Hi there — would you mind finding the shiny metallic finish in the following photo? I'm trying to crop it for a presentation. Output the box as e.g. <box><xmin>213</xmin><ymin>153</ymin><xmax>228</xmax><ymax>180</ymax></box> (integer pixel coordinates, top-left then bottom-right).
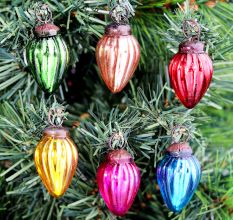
<box><xmin>34</xmin><ymin>127</ymin><xmax>78</xmax><ymax>198</ymax></box>
<box><xmin>26</xmin><ymin>31</ymin><xmax>69</xmax><ymax>93</ymax></box>
<box><xmin>96</xmin><ymin>23</ymin><xmax>140</xmax><ymax>93</ymax></box>
<box><xmin>96</xmin><ymin>149</ymin><xmax>141</xmax><ymax>216</ymax></box>
<box><xmin>169</xmin><ymin>40</ymin><xmax>213</xmax><ymax>109</ymax></box>
<box><xmin>156</xmin><ymin>143</ymin><xmax>201</xmax><ymax>213</ymax></box>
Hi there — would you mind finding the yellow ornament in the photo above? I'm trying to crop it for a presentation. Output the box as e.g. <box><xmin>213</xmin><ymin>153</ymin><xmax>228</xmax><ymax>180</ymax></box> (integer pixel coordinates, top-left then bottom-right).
<box><xmin>34</xmin><ymin>127</ymin><xmax>78</xmax><ymax>198</ymax></box>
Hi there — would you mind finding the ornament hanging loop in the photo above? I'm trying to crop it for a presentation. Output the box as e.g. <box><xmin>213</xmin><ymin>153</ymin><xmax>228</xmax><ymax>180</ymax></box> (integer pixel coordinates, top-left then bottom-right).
<box><xmin>182</xmin><ymin>19</ymin><xmax>201</xmax><ymax>41</ymax></box>
<box><xmin>171</xmin><ymin>125</ymin><xmax>191</xmax><ymax>144</ymax></box>
<box><xmin>109</xmin><ymin>0</ymin><xmax>129</xmax><ymax>24</ymax></box>
<box><xmin>48</xmin><ymin>105</ymin><xmax>67</xmax><ymax>127</ymax></box>
<box><xmin>108</xmin><ymin>132</ymin><xmax>125</xmax><ymax>149</ymax></box>
<box><xmin>35</xmin><ymin>3</ymin><xmax>53</xmax><ymax>24</ymax></box>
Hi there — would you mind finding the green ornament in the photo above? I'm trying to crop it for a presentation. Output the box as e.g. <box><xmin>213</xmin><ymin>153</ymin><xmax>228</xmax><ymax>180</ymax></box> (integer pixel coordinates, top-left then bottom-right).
<box><xmin>26</xmin><ymin>23</ymin><xmax>69</xmax><ymax>93</ymax></box>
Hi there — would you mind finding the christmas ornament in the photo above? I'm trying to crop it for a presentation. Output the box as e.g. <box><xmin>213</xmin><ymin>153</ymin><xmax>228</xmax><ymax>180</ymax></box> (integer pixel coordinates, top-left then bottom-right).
<box><xmin>34</xmin><ymin>106</ymin><xmax>78</xmax><ymax>198</ymax></box>
<box><xmin>97</xmin><ymin>133</ymin><xmax>140</xmax><ymax>216</ymax></box>
<box><xmin>169</xmin><ymin>20</ymin><xmax>213</xmax><ymax>108</ymax></box>
<box><xmin>26</xmin><ymin>4</ymin><xmax>69</xmax><ymax>93</ymax></box>
<box><xmin>95</xmin><ymin>2</ymin><xmax>140</xmax><ymax>93</ymax></box>
<box><xmin>156</xmin><ymin>127</ymin><xmax>201</xmax><ymax>212</ymax></box>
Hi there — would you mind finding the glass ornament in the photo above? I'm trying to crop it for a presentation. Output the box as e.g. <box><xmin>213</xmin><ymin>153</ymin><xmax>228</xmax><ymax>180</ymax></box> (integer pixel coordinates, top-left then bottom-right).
<box><xmin>156</xmin><ymin>142</ymin><xmax>201</xmax><ymax>212</ymax></box>
<box><xmin>96</xmin><ymin>149</ymin><xmax>141</xmax><ymax>216</ymax></box>
<box><xmin>26</xmin><ymin>23</ymin><xmax>69</xmax><ymax>93</ymax></box>
<box><xmin>96</xmin><ymin>23</ymin><xmax>140</xmax><ymax>93</ymax></box>
<box><xmin>34</xmin><ymin>127</ymin><xmax>78</xmax><ymax>198</ymax></box>
<box><xmin>169</xmin><ymin>40</ymin><xmax>213</xmax><ymax>109</ymax></box>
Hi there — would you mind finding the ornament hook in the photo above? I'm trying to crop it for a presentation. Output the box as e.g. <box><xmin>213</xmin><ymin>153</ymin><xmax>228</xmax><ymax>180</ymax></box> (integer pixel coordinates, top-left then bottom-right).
<box><xmin>48</xmin><ymin>105</ymin><xmax>67</xmax><ymax>127</ymax></box>
<box><xmin>171</xmin><ymin>125</ymin><xmax>191</xmax><ymax>144</ymax></box>
<box><xmin>108</xmin><ymin>132</ymin><xmax>125</xmax><ymax>149</ymax></box>
<box><xmin>182</xmin><ymin>19</ymin><xmax>201</xmax><ymax>41</ymax></box>
<box><xmin>35</xmin><ymin>3</ymin><xmax>53</xmax><ymax>24</ymax></box>
<box><xmin>109</xmin><ymin>0</ymin><xmax>129</xmax><ymax>24</ymax></box>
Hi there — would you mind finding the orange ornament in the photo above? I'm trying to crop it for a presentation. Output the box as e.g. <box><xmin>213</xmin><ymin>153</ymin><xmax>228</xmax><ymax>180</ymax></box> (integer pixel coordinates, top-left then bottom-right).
<box><xmin>34</xmin><ymin>127</ymin><xmax>78</xmax><ymax>198</ymax></box>
<box><xmin>96</xmin><ymin>23</ymin><xmax>140</xmax><ymax>93</ymax></box>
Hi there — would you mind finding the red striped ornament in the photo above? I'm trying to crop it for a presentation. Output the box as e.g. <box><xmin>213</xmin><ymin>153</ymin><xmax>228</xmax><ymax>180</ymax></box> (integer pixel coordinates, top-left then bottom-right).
<box><xmin>96</xmin><ymin>149</ymin><xmax>141</xmax><ymax>216</ymax></box>
<box><xmin>96</xmin><ymin>23</ymin><xmax>140</xmax><ymax>93</ymax></box>
<box><xmin>169</xmin><ymin>41</ymin><xmax>213</xmax><ymax>109</ymax></box>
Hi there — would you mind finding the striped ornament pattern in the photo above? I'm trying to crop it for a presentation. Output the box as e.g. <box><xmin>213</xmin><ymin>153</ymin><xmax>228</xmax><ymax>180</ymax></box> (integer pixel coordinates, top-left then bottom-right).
<box><xmin>156</xmin><ymin>153</ymin><xmax>201</xmax><ymax>213</ymax></box>
<box><xmin>26</xmin><ymin>35</ymin><xmax>69</xmax><ymax>93</ymax></box>
<box><xmin>96</xmin><ymin>25</ymin><xmax>140</xmax><ymax>93</ymax></box>
<box><xmin>169</xmin><ymin>46</ymin><xmax>213</xmax><ymax>109</ymax></box>
<box><xmin>97</xmin><ymin>149</ymin><xmax>141</xmax><ymax>216</ymax></box>
<box><xmin>34</xmin><ymin>127</ymin><xmax>78</xmax><ymax>198</ymax></box>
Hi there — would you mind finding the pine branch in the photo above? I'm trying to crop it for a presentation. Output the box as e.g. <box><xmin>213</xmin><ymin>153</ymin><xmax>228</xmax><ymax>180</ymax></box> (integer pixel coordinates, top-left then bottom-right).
<box><xmin>0</xmin><ymin>1</ymin><xmax>233</xmax><ymax>220</ymax></box>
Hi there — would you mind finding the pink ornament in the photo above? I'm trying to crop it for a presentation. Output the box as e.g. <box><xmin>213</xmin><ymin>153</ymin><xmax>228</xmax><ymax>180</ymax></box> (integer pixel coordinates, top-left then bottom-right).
<box><xmin>96</xmin><ymin>149</ymin><xmax>141</xmax><ymax>216</ymax></box>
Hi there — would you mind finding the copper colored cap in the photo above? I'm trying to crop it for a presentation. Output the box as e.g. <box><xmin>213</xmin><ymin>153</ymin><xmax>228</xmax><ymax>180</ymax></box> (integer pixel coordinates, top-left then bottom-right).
<box><xmin>107</xmin><ymin>149</ymin><xmax>133</xmax><ymax>163</ymax></box>
<box><xmin>35</xmin><ymin>23</ymin><xmax>60</xmax><ymax>37</ymax></box>
<box><xmin>166</xmin><ymin>142</ymin><xmax>193</xmax><ymax>155</ymax></box>
<box><xmin>179</xmin><ymin>40</ymin><xmax>205</xmax><ymax>54</ymax></box>
<box><xmin>105</xmin><ymin>23</ymin><xmax>132</xmax><ymax>36</ymax></box>
<box><xmin>44</xmin><ymin>127</ymin><xmax>69</xmax><ymax>138</ymax></box>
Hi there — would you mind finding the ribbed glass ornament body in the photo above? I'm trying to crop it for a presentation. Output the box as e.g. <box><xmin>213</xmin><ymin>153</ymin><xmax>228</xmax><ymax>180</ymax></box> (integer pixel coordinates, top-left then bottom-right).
<box><xmin>26</xmin><ymin>35</ymin><xmax>69</xmax><ymax>93</ymax></box>
<box><xmin>169</xmin><ymin>41</ymin><xmax>213</xmax><ymax>108</ymax></box>
<box><xmin>34</xmin><ymin>127</ymin><xmax>78</xmax><ymax>198</ymax></box>
<box><xmin>156</xmin><ymin>146</ymin><xmax>201</xmax><ymax>213</ymax></box>
<box><xmin>96</xmin><ymin>149</ymin><xmax>141</xmax><ymax>216</ymax></box>
<box><xmin>96</xmin><ymin>24</ymin><xmax>140</xmax><ymax>93</ymax></box>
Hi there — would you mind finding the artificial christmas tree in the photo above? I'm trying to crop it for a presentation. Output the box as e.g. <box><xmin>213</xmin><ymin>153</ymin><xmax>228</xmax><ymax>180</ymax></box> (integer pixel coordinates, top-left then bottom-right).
<box><xmin>0</xmin><ymin>0</ymin><xmax>233</xmax><ymax>220</ymax></box>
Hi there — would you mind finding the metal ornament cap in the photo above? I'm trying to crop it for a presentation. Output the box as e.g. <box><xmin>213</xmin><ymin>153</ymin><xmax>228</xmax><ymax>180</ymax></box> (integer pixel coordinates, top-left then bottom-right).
<box><xmin>179</xmin><ymin>40</ymin><xmax>205</xmax><ymax>54</ymax></box>
<box><xmin>96</xmin><ymin>149</ymin><xmax>141</xmax><ymax>216</ymax></box>
<box><xmin>35</xmin><ymin>23</ymin><xmax>60</xmax><ymax>37</ymax></box>
<box><xmin>166</xmin><ymin>142</ymin><xmax>193</xmax><ymax>157</ymax></box>
<box><xmin>106</xmin><ymin>149</ymin><xmax>133</xmax><ymax>163</ymax></box>
<box><xmin>96</xmin><ymin>23</ymin><xmax>140</xmax><ymax>94</ymax></box>
<box><xmin>105</xmin><ymin>23</ymin><xmax>132</xmax><ymax>36</ymax></box>
<box><xmin>44</xmin><ymin>126</ymin><xmax>69</xmax><ymax>138</ymax></box>
<box><xmin>156</xmin><ymin>143</ymin><xmax>201</xmax><ymax>213</ymax></box>
<box><xmin>34</xmin><ymin>126</ymin><xmax>78</xmax><ymax>198</ymax></box>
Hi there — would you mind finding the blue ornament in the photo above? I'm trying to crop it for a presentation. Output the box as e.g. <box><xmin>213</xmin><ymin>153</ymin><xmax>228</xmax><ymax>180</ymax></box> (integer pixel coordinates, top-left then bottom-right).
<box><xmin>156</xmin><ymin>142</ymin><xmax>201</xmax><ymax>213</ymax></box>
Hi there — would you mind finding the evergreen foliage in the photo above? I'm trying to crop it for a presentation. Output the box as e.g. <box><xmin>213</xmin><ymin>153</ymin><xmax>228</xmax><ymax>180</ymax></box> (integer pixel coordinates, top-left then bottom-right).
<box><xmin>0</xmin><ymin>0</ymin><xmax>233</xmax><ymax>219</ymax></box>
